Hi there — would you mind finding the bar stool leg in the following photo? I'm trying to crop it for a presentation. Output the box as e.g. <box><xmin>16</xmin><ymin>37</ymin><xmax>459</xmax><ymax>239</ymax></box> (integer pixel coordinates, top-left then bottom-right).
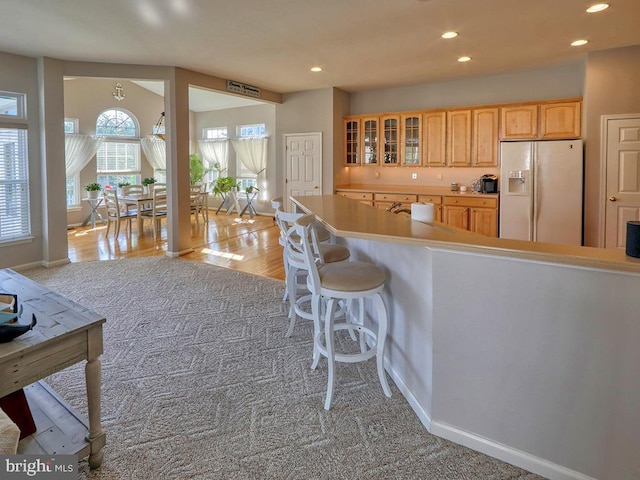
<box><xmin>324</xmin><ymin>297</ymin><xmax>339</xmax><ymax>410</ymax></box>
<box><xmin>311</xmin><ymin>293</ymin><xmax>322</xmax><ymax>370</ymax></box>
<box><xmin>373</xmin><ymin>293</ymin><xmax>392</xmax><ymax>397</ymax></box>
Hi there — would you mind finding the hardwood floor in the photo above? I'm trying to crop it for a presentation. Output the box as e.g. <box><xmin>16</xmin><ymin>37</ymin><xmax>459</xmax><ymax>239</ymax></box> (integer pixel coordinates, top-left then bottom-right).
<box><xmin>67</xmin><ymin>211</ymin><xmax>286</xmax><ymax>281</ymax></box>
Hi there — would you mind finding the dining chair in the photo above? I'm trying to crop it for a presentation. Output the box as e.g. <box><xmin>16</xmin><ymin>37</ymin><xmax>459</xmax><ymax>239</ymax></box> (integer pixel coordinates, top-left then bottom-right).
<box><xmin>190</xmin><ymin>184</ymin><xmax>208</xmax><ymax>226</ymax></box>
<box><xmin>104</xmin><ymin>189</ymin><xmax>137</xmax><ymax>238</ymax></box>
<box><xmin>141</xmin><ymin>187</ymin><xmax>167</xmax><ymax>239</ymax></box>
<box><xmin>121</xmin><ymin>184</ymin><xmax>144</xmax><ymax>195</ymax></box>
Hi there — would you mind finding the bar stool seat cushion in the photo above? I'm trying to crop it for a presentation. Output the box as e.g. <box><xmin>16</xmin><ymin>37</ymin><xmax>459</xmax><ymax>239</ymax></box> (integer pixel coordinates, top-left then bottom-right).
<box><xmin>318</xmin><ymin>262</ymin><xmax>385</xmax><ymax>292</ymax></box>
<box><xmin>318</xmin><ymin>244</ymin><xmax>350</xmax><ymax>264</ymax></box>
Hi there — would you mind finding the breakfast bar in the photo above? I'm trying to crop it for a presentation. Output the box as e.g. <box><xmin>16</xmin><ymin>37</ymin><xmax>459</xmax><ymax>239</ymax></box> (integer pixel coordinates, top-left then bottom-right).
<box><xmin>292</xmin><ymin>194</ymin><xmax>640</xmax><ymax>480</ymax></box>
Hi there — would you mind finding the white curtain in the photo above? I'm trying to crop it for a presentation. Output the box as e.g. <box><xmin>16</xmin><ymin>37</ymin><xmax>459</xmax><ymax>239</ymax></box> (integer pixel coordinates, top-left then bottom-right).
<box><xmin>198</xmin><ymin>139</ymin><xmax>229</xmax><ymax>174</ymax></box>
<box><xmin>231</xmin><ymin>137</ymin><xmax>268</xmax><ymax>198</ymax></box>
<box><xmin>65</xmin><ymin>134</ymin><xmax>103</xmax><ymax>177</ymax></box>
<box><xmin>140</xmin><ymin>136</ymin><xmax>166</xmax><ymax>170</ymax></box>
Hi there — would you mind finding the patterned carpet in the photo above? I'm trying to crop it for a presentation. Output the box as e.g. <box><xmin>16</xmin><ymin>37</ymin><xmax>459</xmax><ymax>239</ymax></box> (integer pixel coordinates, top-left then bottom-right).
<box><xmin>23</xmin><ymin>257</ymin><xmax>543</xmax><ymax>480</ymax></box>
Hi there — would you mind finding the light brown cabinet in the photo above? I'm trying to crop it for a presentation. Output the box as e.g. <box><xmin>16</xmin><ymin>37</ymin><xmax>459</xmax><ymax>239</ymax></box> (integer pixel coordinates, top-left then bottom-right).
<box><xmin>417</xmin><ymin>195</ymin><xmax>443</xmax><ymax>222</ymax></box>
<box><xmin>335</xmin><ymin>190</ymin><xmax>373</xmax><ymax>206</ymax></box>
<box><xmin>443</xmin><ymin>196</ymin><xmax>498</xmax><ymax>237</ymax></box>
<box><xmin>401</xmin><ymin>114</ymin><xmax>421</xmax><ymax>166</ymax></box>
<box><xmin>344</xmin><ymin>118</ymin><xmax>360</xmax><ymax>165</ymax></box>
<box><xmin>423</xmin><ymin>112</ymin><xmax>446</xmax><ymax>166</ymax></box>
<box><xmin>446</xmin><ymin>110</ymin><xmax>472</xmax><ymax>167</ymax></box>
<box><xmin>374</xmin><ymin>192</ymin><xmax>417</xmax><ymax>210</ymax></box>
<box><xmin>381</xmin><ymin>114</ymin><xmax>400</xmax><ymax>165</ymax></box>
<box><xmin>539</xmin><ymin>102</ymin><xmax>581</xmax><ymax>139</ymax></box>
<box><xmin>362</xmin><ymin>116</ymin><xmax>379</xmax><ymax>165</ymax></box>
<box><xmin>472</xmin><ymin>108</ymin><xmax>499</xmax><ymax>167</ymax></box>
<box><xmin>500</xmin><ymin>100</ymin><xmax>581</xmax><ymax>140</ymax></box>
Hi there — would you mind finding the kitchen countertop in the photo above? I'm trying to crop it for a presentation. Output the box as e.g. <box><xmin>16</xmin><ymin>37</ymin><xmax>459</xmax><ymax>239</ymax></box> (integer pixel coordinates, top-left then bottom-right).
<box><xmin>292</xmin><ymin>194</ymin><xmax>640</xmax><ymax>275</ymax></box>
<box><xmin>335</xmin><ymin>184</ymin><xmax>499</xmax><ymax>198</ymax></box>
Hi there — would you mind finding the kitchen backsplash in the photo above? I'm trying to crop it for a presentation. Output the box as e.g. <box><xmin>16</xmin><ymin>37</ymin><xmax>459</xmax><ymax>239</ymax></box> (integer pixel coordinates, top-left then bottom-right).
<box><xmin>344</xmin><ymin>166</ymin><xmax>501</xmax><ymax>190</ymax></box>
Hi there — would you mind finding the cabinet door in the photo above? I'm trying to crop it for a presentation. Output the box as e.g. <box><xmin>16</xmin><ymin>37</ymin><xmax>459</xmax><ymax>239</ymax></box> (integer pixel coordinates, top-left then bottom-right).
<box><xmin>473</xmin><ymin>108</ymin><xmax>499</xmax><ymax>167</ymax></box>
<box><xmin>401</xmin><ymin>115</ymin><xmax>421</xmax><ymax>166</ymax></box>
<box><xmin>539</xmin><ymin>102</ymin><xmax>581</xmax><ymax>139</ymax></box>
<box><xmin>470</xmin><ymin>207</ymin><xmax>498</xmax><ymax>237</ymax></box>
<box><xmin>344</xmin><ymin>118</ymin><xmax>360</xmax><ymax>165</ymax></box>
<box><xmin>501</xmin><ymin>105</ymin><xmax>538</xmax><ymax>139</ymax></box>
<box><xmin>381</xmin><ymin>115</ymin><xmax>400</xmax><ymax>165</ymax></box>
<box><xmin>447</xmin><ymin>110</ymin><xmax>472</xmax><ymax>167</ymax></box>
<box><xmin>443</xmin><ymin>205</ymin><xmax>469</xmax><ymax>230</ymax></box>
<box><xmin>423</xmin><ymin>112</ymin><xmax>446</xmax><ymax>166</ymax></box>
<box><xmin>362</xmin><ymin>117</ymin><xmax>379</xmax><ymax>165</ymax></box>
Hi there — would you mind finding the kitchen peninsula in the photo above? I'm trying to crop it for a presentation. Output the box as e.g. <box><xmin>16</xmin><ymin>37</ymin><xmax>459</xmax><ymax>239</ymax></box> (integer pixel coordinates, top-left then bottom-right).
<box><xmin>292</xmin><ymin>194</ymin><xmax>640</xmax><ymax>480</ymax></box>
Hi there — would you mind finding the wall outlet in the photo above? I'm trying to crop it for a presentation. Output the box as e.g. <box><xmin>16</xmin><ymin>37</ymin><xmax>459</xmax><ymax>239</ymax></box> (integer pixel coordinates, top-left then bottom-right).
<box><xmin>436</xmin><ymin>173</ymin><xmax>443</xmax><ymax>180</ymax></box>
<box><xmin>411</xmin><ymin>173</ymin><xmax>418</xmax><ymax>180</ymax></box>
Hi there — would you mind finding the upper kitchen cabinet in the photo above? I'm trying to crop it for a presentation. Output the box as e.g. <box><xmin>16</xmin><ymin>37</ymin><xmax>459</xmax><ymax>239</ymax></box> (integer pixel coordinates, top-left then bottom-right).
<box><xmin>362</xmin><ymin>116</ymin><xmax>379</xmax><ymax>165</ymax></box>
<box><xmin>344</xmin><ymin>118</ymin><xmax>360</xmax><ymax>165</ymax></box>
<box><xmin>500</xmin><ymin>100</ymin><xmax>581</xmax><ymax>140</ymax></box>
<box><xmin>539</xmin><ymin>101</ymin><xmax>581</xmax><ymax>139</ymax></box>
<box><xmin>381</xmin><ymin>114</ymin><xmax>400</xmax><ymax>165</ymax></box>
<box><xmin>472</xmin><ymin>107</ymin><xmax>499</xmax><ymax>167</ymax></box>
<box><xmin>423</xmin><ymin>112</ymin><xmax>446</xmax><ymax>166</ymax></box>
<box><xmin>500</xmin><ymin>105</ymin><xmax>538</xmax><ymax>140</ymax></box>
<box><xmin>400</xmin><ymin>114</ymin><xmax>421</xmax><ymax>166</ymax></box>
<box><xmin>446</xmin><ymin>110</ymin><xmax>472</xmax><ymax>167</ymax></box>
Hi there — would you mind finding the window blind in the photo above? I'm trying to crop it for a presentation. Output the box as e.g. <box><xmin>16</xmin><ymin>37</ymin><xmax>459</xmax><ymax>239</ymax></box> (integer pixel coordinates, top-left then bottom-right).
<box><xmin>0</xmin><ymin>127</ymin><xmax>31</xmax><ymax>241</ymax></box>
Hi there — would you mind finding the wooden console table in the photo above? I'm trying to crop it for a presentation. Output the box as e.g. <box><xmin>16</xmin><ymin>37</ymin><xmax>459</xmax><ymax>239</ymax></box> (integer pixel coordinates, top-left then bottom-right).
<box><xmin>0</xmin><ymin>269</ymin><xmax>106</xmax><ymax>468</ymax></box>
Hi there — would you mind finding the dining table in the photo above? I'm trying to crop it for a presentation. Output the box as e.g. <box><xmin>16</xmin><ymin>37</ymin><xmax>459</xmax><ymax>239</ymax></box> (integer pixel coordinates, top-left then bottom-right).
<box><xmin>119</xmin><ymin>192</ymin><xmax>153</xmax><ymax>233</ymax></box>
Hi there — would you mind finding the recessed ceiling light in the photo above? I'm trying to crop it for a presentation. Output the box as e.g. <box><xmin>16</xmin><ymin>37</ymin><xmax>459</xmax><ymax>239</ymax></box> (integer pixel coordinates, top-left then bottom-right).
<box><xmin>310</xmin><ymin>66</ymin><xmax>322</xmax><ymax>72</ymax></box>
<box><xmin>571</xmin><ymin>39</ymin><xmax>589</xmax><ymax>46</ymax></box>
<box><xmin>586</xmin><ymin>3</ymin><xmax>609</xmax><ymax>13</ymax></box>
<box><xmin>441</xmin><ymin>31</ymin><xmax>458</xmax><ymax>39</ymax></box>
<box><xmin>457</xmin><ymin>56</ymin><xmax>472</xmax><ymax>62</ymax></box>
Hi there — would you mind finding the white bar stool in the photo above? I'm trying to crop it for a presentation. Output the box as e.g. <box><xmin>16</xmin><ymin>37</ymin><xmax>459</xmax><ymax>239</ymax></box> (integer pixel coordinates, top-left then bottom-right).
<box><xmin>294</xmin><ymin>214</ymin><xmax>392</xmax><ymax>410</ymax></box>
<box><xmin>275</xmin><ymin>206</ymin><xmax>350</xmax><ymax>338</ymax></box>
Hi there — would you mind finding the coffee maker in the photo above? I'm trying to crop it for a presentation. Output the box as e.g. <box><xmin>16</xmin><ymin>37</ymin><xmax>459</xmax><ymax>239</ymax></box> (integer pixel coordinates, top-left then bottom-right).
<box><xmin>480</xmin><ymin>174</ymin><xmax>498</xmax><ymax>193</ymax></box>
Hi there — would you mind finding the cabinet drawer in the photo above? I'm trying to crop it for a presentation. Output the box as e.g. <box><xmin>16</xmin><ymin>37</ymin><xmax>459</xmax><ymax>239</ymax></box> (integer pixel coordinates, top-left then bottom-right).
<box><xmin>417</xmin><ymin>195</ymin><xmax>442</xmax><ymax>205</ymax></box>
<box><xmin>373</xmin><ymin>193</ymin><xmax>417</xmax><ymax>203</ymax></box>
<box><xmin>336</xmin><ymin>191</ymin><xmax>373</xmax><ymax>201</ymax></box>
<box><xmin>443</xmin><ymin>196</ymin><xmax>498</xmax><ymax>208</ymax></box>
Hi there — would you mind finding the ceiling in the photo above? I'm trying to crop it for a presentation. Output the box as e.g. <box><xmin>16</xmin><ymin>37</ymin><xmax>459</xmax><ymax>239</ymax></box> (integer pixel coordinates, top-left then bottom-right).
<box><xmin>2</xmin><ymin>0</ymin><xmax>640</xmax><ymax>110</ymax></box>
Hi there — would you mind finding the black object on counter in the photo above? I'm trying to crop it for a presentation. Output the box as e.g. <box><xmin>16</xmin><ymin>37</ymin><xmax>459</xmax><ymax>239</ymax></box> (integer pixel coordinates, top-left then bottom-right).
<box><xmin>626</xmin><ymin>221</ymin><xmax>640</xmax><ymax>258</ymax></box>
<box><xmin>480</xmin><ymin>174</ymin><xmax>498</xmax><ymax>193</ymax></box>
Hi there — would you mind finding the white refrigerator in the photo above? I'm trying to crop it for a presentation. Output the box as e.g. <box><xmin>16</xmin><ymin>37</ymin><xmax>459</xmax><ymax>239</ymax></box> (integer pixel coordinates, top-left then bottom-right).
<box><xmin>499</xmin><ymin>140</ymin><xmax>583</xmax><ymax>245</ymax></box>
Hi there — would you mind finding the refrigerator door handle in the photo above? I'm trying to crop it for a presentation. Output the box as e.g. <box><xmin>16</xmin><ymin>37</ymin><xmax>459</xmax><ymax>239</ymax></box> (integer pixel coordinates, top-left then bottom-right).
<box><xmin>532</xmin><ymin>155</ymin><xmax>539</xmax><ymax>241</ymax></box>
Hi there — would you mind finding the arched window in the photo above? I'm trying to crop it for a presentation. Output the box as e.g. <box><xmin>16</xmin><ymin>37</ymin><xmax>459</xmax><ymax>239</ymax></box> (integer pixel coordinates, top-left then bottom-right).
<box><xmin>95</xmin><ymin>109</ymin><xmax>141</xmax><ymax>189</ymax></box>
<box><xmin>96</xmin><ymin>109</ymin><xmax>137</xmax><ymax>137</ymax></box>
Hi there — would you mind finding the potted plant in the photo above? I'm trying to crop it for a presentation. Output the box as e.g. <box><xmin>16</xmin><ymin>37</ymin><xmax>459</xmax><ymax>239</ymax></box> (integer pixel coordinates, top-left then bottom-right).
<box><xmin>84</xmin><ymin>182</ymin><xmax>102</xmax><ymax>199</ymax></box>
<box><xmin>189</xmin><ymin>153</ymin><xmax>211</xmax><ymax>186</ymax></box>
<box><xmin>117</xmin><ymin>181</ymin><xmax>130</xmax><ymax>194</ymax></box>
<box><xmin>141</xmin><ymin>177</ymin><xmax>156</xmax><ymax>193</ymax></box>
<box><xmin>213</xmin><ymin>176</ymin><xmax>239</xmax><ymax>196</ymax></box>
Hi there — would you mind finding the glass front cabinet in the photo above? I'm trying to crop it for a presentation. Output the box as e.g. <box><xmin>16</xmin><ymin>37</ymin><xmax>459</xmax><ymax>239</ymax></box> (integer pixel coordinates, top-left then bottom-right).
<box><xmin>344</xmin><ymin>118</ymin><xmax>360</xmax><ymax>165</ymax></box>
<box><xmin>381</xmin><ymin>115</ymin><xmax>399</xmax><ymax>165</ymax></box>
<box><xmin>401</xmin><ymin>114</ymin><xmax>421</xmax><ymax>166</ymax></box>
<box><xmin>362</xmin><ymin>116</ymin><xmax>379</xmax><ymax>165</ymax></box>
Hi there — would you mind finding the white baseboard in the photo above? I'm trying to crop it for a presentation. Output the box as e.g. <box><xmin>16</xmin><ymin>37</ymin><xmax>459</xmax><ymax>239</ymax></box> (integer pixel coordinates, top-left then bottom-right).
<box><xmin>384</xmin><ymin>358</ymin><xmax>597</xmax><ymax>480</ymax></box>
<box><xmin>41</xmin><ymin>258</ymin><xmax>71</xmax><ymax>268</ymax></box>
<box><xmin>383</xmin><ymin>358</ymin><xmax>432</xmax><ymax>432</ymax></box>
<box><xmin>167</xmin><ymin>249</ymin><xmax>194</xmax><ymax>258</ymax></box>
<box><xmin>430</xmin><ymin>421</ymin><xmax>598</xmax><ymax>480</ymax></box>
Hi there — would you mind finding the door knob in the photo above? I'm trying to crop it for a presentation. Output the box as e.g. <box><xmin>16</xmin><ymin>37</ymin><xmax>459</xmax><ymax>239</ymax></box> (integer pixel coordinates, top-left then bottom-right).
<box><xmin>609</xmin><ymin>196</ymin><xmax>617</xmax><ymax>202</ymax></box>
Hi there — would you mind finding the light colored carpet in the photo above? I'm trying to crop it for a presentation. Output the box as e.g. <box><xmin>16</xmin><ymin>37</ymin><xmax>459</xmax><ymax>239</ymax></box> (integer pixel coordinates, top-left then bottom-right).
<box><xmin>23</xmin><ymin>257</ymin><xmax>544</xmax><ymax>480</ymax></box>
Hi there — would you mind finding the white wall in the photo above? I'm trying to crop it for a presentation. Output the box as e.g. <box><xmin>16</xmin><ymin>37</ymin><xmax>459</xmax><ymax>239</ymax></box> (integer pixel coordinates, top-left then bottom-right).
<box><xmin>0</xmin><ymin>51</ymin><xmax>44</xmax><ymax>269</ymax></box>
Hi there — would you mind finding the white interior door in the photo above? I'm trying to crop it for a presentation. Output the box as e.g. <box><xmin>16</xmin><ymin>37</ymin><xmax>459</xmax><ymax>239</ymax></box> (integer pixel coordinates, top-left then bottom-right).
<box><xmin>285</xmin><ymin>133</ymin><xmax>322</xmax><ymax>212</ymax></box>
<box><xmin>604</xmin><ymin>115</ymin><xmax>640</xmax><ymax>249</ymax></box>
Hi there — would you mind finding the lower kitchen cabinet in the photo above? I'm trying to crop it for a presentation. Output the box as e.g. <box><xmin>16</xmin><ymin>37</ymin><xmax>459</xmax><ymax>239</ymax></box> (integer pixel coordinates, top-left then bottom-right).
<box><xmin>443</xmin><ymin>196</ymin><xmax>498</xmax><ymax>237</ymax></box>
<box><xmin>335</xmin><ymin>190</ymin><xmax>373</xmax><ymax>206</ymax></box>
